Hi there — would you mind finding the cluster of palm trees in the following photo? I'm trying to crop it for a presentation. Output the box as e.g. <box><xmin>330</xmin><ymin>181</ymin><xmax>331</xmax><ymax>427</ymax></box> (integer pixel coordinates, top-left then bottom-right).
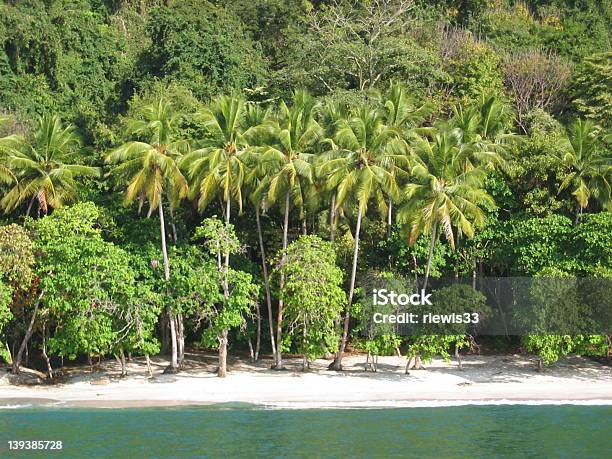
<box><xmin>1</xmin><ymin>86</ymin><xmax>609</xmax><ymax>375</ymax></box>
<box><xmin>101</xmin><ymin>86</ymin><xmax>513</xmax><ymax>372</ymax></box>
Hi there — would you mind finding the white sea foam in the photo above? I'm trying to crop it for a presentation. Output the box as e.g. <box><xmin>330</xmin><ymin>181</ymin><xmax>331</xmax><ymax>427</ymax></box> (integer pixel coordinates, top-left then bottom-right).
<box><xmin>0</xmin><ymin>403</ymin><xmax>33</xmax><ymax>409</ymax></box>
<box><xmin>258</xmin><ymin>399</ymin><xmax>612</xmax><ymax>410</ymax></box>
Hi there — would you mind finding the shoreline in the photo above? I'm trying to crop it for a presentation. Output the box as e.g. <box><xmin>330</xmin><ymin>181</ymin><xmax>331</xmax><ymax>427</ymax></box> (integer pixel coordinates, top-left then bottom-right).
<box><xmin>3</xmin><ymin>398</ymin><xmax>612</xmax><ymax>410</ymax></box>
<box><xmin>2</xmin><ymin>353</ymin><xmax>611</xmax><ymax>409</ymax></box>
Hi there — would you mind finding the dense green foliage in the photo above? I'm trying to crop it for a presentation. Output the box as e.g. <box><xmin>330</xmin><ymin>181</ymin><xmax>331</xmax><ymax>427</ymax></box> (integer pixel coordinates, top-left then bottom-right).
<box><xmin>275</xmin><ymin>235</ymin><xmax>346</xmax><ymax>366</ymax></box>
<box><xmin>0</xmin><ymin>0</ymin><xmax>610</xmax><ymax>374</ymax></box>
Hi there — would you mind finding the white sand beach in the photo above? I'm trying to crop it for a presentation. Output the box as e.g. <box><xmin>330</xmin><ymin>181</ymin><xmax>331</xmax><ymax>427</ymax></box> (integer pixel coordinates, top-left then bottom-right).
<box><xmin>1</xmin><ymin>352</ymin><xmax>611</xmax><ymax>408</ymax></box>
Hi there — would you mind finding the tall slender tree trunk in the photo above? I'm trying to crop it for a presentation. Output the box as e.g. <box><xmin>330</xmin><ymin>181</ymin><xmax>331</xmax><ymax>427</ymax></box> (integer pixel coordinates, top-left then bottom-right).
<box><xmin>387</xmin><ymin>199</ymin><xmax>394</xmax><ymax>268</ymax></box>
<box><xmin>330</xmin><ymin>194</ymin><xmax>336</xmax><ymax>242</ymax></box>
<box><xmin>574</xmin><ymin>203</ymin><xmax>583</xmax><ymax>225</ymax></box>
<box><xmin>254</xmin><ymin>300</ymin><xmax>261</xmax><ymax>361</ymax></box>
<box><xmin>160</xmin><ymin>313</ymin><xmax>170</xmax><ymax>353</ymax></box>
<box><xmin>41</xmin><ymin>320</ymin><xmax>53</xmax><ymax>379</ymax></box>
<box><xmin>275</xmin><ymin>193</ymin><xmax>290</xmax><ymax>369</ymax></box>
<box><xmin>169</xmin><ymin>205</ymin><xmax>178</xmax><ymax>243</ymax></box>
<box><xmin>217</xmin><ymin>197</ymin><xmax>231</xmax><ymax>377</ymax></box>
<box><xmin>167</xmin><ymin>312</ymin><xmax>178</xmax><ymax>372</ymax></box>
<box><xmin>302</xmin><ymin>319</ymin><xmax>308</xmax><ymax>371</ymax></box>
<box><xmin>145</xmin><ymin>354</ymin><xmax>153</xmax><ymax>378</ymax></box>
<box><xmin>224</xmin><ymin>197</ymin><xmax>231</xmax><ymax>268</ymax></box>
<box><xmin>423</xmin><ymin>222</ymin><xmax>438</xmax><ymax>292</ymax></box>
<box><xmin>218</xmin><ymin>329</ymin><xmax>228</xmax><ymax>377</ymax></box>
<box><xmin>387</xmin><ymin>199</ymin><xmax>393</xmax><ymax>237</ymax></box>
<box><xmin>255</xmin><ymin>207</ymin><xmax>276</xmax><ymax>362</ymax></box>
<box><xmin>177</xmin><ymin>312</ymin><xmax>185</xmax><ymax>367</ymax></box>
<box><xmin>26</xmin><ymin>198</ymin><xmax>35</xmax><ymax>217</ymax></box>
<box><xmin>13</xmin><ymin>291</ymin><xmax>43</xmax><ymax>374</ymax></box>
<box><xmin>158</xmin><ymin>198</ymin><xmax>170</xmax><ymax>282</ymax></box>
<box><xmin>331</xmin><ymin>203</ymin><xmax>363</xmax><ymax>370</ymax></box>
<box><xmin>159</xmin><ymin>195</ymin><xmax>179</xmax><ymax>372</ymax></box>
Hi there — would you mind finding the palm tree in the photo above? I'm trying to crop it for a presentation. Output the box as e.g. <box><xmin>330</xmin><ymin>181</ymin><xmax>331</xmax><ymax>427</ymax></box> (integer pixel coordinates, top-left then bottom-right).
<box><xmin>447</xmin><ymin>95</ymin><xmax>516</xmax><ymax>171</ymax></box>
<box><xmin>106</xmin><ymin>97</ymin><xmax>188</xmax><ymax>372</ymax></box>
<box><xmin>242</xmin><ymin>104</ymin><xmax>279</xmax><ymax>364</ymax></box>
<box><xmin>319</xmin><ymin>105</ymin><xmax>405</xmax><ymax>370</ymax></box>
<box><xmin>376</xmin><ymin>83</ymin><xmax>428</xmax><ymax>234</ymax></box>
<box><xmin>180</xmin><ymin>95</ymin><xmax>259</xmax><ymax>377</ymax></box>
<box><xmin>397</xmin><ymin>127</ymin><xmax>495</xmax><ymax>291</ymax></box>
<box><xmin>0</xmin><ymin>159</ymin><xmax>13</xmax><ymax>186</ymax></box>
<box><xmin>557</xmin><ymin>119</ymin><xmax>611</xmax><ymax>223</ymax></box>
<box><xmin>1</xmin><ymin>115</ymin><xmax>100</xmax><ymax>216</ymax></box>
<box><xmin>377</xmin><ymin>82</ymin><xmax>431</xmax><ymax>132</ymax></box>
<box><xmin>181</xmin><ymin>96</ymin><xmax>255</xmax><ymax>227</ymax></box>
<box><xmin>256</xmin><ymin>90</ymin><xmax>321</xmax><ymax>368</ymax></box>
<box><xmin>317</xmin><ymin>100</ymin><xmax>349</xmax><ymax>242</ymax></box>
<box><xmin>0</xmin><ymin>116</ymin><xmax>19</xmax><ymax>186</ymax></box>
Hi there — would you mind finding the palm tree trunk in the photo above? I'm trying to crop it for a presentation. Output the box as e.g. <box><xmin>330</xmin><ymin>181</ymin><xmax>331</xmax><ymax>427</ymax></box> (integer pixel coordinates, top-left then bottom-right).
<box><xmin>224</xmin><ymin>197</ymin><xmax>231</xmax><ymax>267</ymax></box>
<box><xmin>218</xmin><ymin>197</ymin><xmax>231</xmax><ymax>377</ymax></box>
<box><xmin>255</xmin><ymin>206</ymin><xmax>276</xmax><ymax>362</ymax></box>
<box><xmin>167</xmin><ymin>312</ymin><xmax>178</xmax><ymax>371</ymax></box>
<box><xmin>387</xmin><ymin>199</ymin><xmax>393</xmax><ymax>237</ymax></box>
<box><xmin>331</xmin><ymin>202</ymin><xmax>363</xmax><ymax>370</ymax></box>
<box><xmin>158</xmin><ymin>198</ymin><xmax>170</xmax><ymax>282</ymax></box>
<box><xmin>26</xmin><ymin>198</ymin><xmax>35</xmax><ymax>217</ymax></box>
<box><xmin>275</xmin><ymin>193</ymin><xmax>290</xmax><ymax>369</ymax></box>
<box><xmin>387</xmin><ymin>199</ymin><xmax>393</xmax><ymax>268</ymax></box>
<box><xmin>159</xmin><ymin>195</ymin><xmax>180</xmax><ymax>372</ymax></box>
<box><xmin>423</xmin><ymin>222</ymin><xmax>438</xmax><ymax>292</ymax></box>
<box><xmin>177</xmin><ymin>312</ymin><xmax>184</xmax><ymax>367</ymax></box>
<box><xmin>330</xmin><ymin>194</ymin><xmax>336</xmax><ymax>242</ymax></box>
<box><xmin>169</xmin><ymin>205</ymin><xmax>178</xmax><ymax>243</ymax></box>
<box><xmin>255</xmin><ymin>300</ymin><xmax>261</xmax><ymax>361</ymax></box>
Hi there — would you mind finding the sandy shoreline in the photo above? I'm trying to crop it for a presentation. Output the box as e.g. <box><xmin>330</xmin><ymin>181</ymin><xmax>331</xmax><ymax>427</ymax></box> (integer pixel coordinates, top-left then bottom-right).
<box><xmin>2</xmin><ymin>353</ymin><xmax>611</xmax><ymax>409</ymax></box>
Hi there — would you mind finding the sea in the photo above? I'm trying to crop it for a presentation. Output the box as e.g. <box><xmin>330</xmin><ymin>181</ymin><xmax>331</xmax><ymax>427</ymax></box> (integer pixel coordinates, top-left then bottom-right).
<box><xmin>1</xmin><ymin>403</ymin><xmax>611</xmax><ymax>458</ymax></box>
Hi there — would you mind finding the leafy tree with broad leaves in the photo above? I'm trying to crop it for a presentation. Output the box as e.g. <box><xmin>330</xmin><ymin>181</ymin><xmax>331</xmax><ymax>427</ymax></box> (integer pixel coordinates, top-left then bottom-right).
<box><xmin>282</xmin><ymin>0</ymin><xmax>443</xmax><ymax>96</ymax></box>
<box><xmin>194</xmin><ymin>217</ymin><xmax>258</xmax><ymax>377</ymax></box>
<box><xmin>352</xmin><ymin>271</ymin><xmax>410</xmax><ymax>372</ymax></box>
<box><xmin>0</xmin><ymin>223</ymin><xmax>35</xmax><ymax>371</ymax></box>
<box><xmin>0</xmin><ymin>280</ymin><xmax>11</xmax><ymax>340</ymax></box>
<box><xmin>521</xmin><ymin>268</ymin><xmax>609</xmax><ymax>369</ymax></box>
<box><xmin>571</xmin><ymin>52</ymin><xmax>612</xmax><ymax>128</ymax></box>
<box><xmin>164</xmin><ymin>245</ymin><xmax>220</xmax><ymax>370</ymax></box>
<box><xmin>27</xmin><ymin>203</ymin><xmax>160</xmax><ymax>378</ymax></box>
<box><xmin>405</xmin><ymin>284</ymin><xmax>489</xmax><ymax>371</ymax></box>
<box><xmin>274</xmin><ymin>235</ymin><xmax>346</xmax><ymax>370</ymax></box>
<box><xmin>145</xmin><ymin>0</ymin><xmax>267</xmax><ymax>100</ymax></box>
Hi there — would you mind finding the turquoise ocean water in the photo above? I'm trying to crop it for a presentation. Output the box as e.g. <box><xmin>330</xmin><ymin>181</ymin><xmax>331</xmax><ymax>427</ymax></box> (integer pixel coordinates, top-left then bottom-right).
<box><xmin>1</xmin><ymin>404</ymin><xmax>611</xmax><ymax>458</ymax></box>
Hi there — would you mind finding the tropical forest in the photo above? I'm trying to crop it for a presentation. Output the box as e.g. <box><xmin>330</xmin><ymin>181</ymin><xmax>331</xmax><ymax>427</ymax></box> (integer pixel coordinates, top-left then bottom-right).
<box><xmin>0</xmin><ymin>0</ymin><xmax>610</xmax><ymax>380</ymax></box>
